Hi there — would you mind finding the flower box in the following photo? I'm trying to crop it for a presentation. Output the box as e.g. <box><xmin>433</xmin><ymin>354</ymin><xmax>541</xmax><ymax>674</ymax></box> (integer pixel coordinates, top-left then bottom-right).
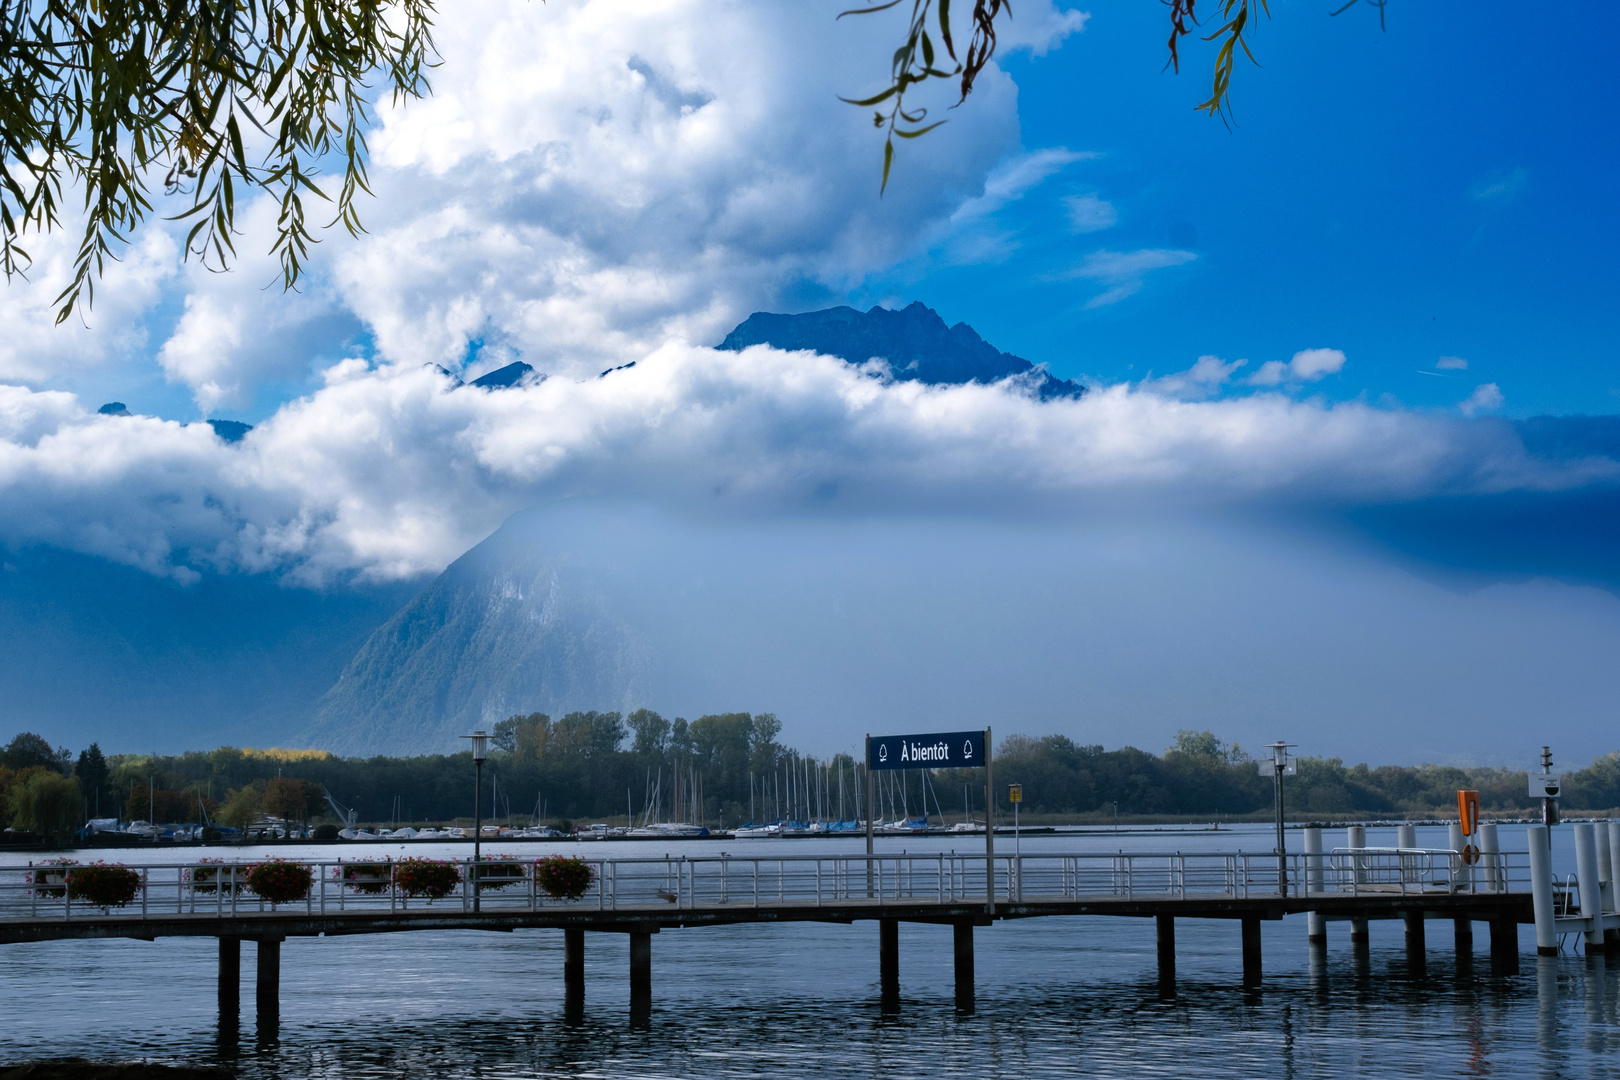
<box><xmin>246</xmin><ymin>859</ymin><xmax>314</xmax><ymax>905</ymax></box>
<box><xmin>188</xmin><ymin>860</ymin><xmax>245</xmax><ymax>895</ymax></box>
<box><xmin>534</xmin><ymin>855</ymin><xmax>594</xmax><ymax>901</ymax></box>
<box><xmin>28</xmin><ymin>858</ymin><xmax>76</xmax><ymax>899</ymax></box>
<box><xmin>340</xmin><ymin>860</ymin><xmax>393</xmax><ymax>895</ymax></box>
<box><xmin>474</xmin><ymin>856</ymin><xmax>524</xmax><ymax>892</ymax></box>
<box><xmin>66</xmin><ymin>863</ymin><xmax>142</xmax><ymax>909</ymax></box>
<box><xmin>393</xmin><ymin>857</ymin><xmax>461</xmax><ymax>901</ymax></box>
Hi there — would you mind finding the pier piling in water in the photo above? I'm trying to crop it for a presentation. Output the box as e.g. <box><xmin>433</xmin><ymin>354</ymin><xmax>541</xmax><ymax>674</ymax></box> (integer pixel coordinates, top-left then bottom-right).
<box><xmin>564</xmin><ymin>928</ymin><xmax>585</xmax><ymax>999</ymax></box>
<box><xmin>1529</xmin><ymin>825</ymin><xmax>1557</xmax><ymax>956</ymax></box>
<box><xmin>629</xmin><ymin>927</ymin><xmax>652</xmax><ymax>1003</ymax></box>
<box><xmin>1240</xmin><ymin>917</ymin><xmax>1261</xmax><ymax>983</ymax></box>
<box><xmin>953</xmin><ymin>922</ymin><xmax>974</xmax><ymax>1012</ymax></box>
<box><xmin>1156</xmin><ymin>914</ymin><xmax>1176</xmax><ymax>989</ymax></box>
<box><xmin>1490</xmin><ymin>916</ymin><xmax>1520</xmax><ymax>973</ymax></box>
<box><xmin>255</xmin><ymin>937</ymin><xmax>281</xmax><ymax>1037</ymax></box>
<box><xmin>218</xmin><ymin>936</ymin><xmax>240</xmax><ymax>1025</ymax></box>
<box><xmin>1404</xmin><ymin>911</ymin><xmax>1426</xmax><ymax>971</ymax></box>
<box><xmin>879</xmin><ymin>919</ymin><xmax>899</xmax><ymax>1007</ymax></box>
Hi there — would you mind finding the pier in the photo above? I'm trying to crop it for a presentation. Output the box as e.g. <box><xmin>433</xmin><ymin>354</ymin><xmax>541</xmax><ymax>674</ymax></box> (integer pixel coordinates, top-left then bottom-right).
<box><xmin>4</xmin><ymin>822</ymin><xmax>1616</xmax><ymax>1029</ymax></box>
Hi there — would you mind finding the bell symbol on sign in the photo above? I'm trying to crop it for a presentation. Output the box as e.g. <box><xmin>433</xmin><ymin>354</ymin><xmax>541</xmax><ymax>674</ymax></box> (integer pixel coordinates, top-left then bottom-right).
<box><xmin>878</xmin><ymin>744</ymin><xmax>888</xmax><ymax>763</ymax></box>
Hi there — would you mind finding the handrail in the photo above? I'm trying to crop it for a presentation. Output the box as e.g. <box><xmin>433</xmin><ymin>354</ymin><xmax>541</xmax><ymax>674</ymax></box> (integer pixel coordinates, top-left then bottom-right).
<box><xmin>1</xmin><ymin>849</ymin><xmax>1539</xmax><ymax>926</ymax></box>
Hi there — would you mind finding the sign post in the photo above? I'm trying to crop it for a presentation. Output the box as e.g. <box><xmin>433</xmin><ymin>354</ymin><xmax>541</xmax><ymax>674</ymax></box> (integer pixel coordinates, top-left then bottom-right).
<box><xmin>1533</xmin><ymin>747</ymin><xmax>1561</xmax><ymax>852</ymax></box>
<box><xmin>1009</xmin><ymin>783</ymin><xmax>1022</xmax><ymax>901</ymax></box>
<box><xmin>868</xmin><ymin>728</ymin><xmax>993</xmax><ymax>913</ymax></box>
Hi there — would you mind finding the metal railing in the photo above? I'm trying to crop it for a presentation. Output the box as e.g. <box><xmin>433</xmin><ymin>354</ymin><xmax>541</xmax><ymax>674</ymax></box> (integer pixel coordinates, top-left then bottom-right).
<box><xmin>0</xmin><ymin>848</ymin><xmax>1536</xmax><ymax>925</ymax></box>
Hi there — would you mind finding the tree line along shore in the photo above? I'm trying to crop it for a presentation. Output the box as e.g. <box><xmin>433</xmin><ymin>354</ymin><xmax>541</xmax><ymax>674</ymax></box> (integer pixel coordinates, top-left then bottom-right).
<box><xmin>2</xmin><ymin>716</ymin><xmax>1616</xmax><ymax>844</ymax></box>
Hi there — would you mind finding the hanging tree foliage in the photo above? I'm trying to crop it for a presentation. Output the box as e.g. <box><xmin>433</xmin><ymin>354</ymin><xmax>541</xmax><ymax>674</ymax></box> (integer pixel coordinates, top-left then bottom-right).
<box><xmin>0</xmin><ymin>0</ymin><xmax>437</xmax><ymax>322</ymax></box>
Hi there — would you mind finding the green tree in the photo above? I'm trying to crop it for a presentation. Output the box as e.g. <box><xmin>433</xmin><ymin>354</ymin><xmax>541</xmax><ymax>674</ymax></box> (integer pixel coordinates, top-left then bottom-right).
<box><xmin>6</xmin><ymin>767</ymin><xmax>82</xmax><ymax>841</ymax></box>
<box><xmin>0</xmin><ymin>0</ymin><xmax>438</xmax><ymax>321</ymax></box>
<box><xmin>75</xmin><ymin>743</ymin><xmax>110</xmax><ymax>814</ymax></box>
<box><xmin>218</xmin><ymin>784</ymin><xmax>264</xmax><ymax>830</ymax></box>
<box><xmin>628</xmin><ymin>709</ymin><xmax>671</xmax><ymax>756</ymax></box>
<box><xmin>3</xmin><ymin>732</ymin><xmax>62</xmax><ymax>772</ymax></box>
<box><xmin>263</xmin><ymin>776</ymin><xmax>308</xmax><ymax>821</ymax></box>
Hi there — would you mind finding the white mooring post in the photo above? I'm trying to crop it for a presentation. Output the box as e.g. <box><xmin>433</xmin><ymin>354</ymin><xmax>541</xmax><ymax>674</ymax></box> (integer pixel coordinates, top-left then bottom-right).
<box><xmin>1397</xmin><ymin>824</ymin><xmax>1417</xmax><ymax>887</ymax></box>
<box><xmin>1479</xmin><ymin>822</ymin><xmax>1501</xmax><ymax>893</ymax></box>
<box><xmin>1303</xmin><ymin>827</ymin><xmax>1325</xmax><ymax>944</ymax></box>
<box><xmin>1574</xmin><ymin>823</ymin><xmax>1603</xmax><ymax>951</ymax></box>
<box><xmin>1528</xmin><ymin>825</ymin><xmax>1557</xmax><ymax>956</ymax></box>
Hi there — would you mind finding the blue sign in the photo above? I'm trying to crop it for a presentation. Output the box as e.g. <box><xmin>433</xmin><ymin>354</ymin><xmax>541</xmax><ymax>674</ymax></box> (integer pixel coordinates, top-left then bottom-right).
<box><xmin>868</xmin><ymin>730</ymin><xmax>986</xmax><ymax>771</ymax></box>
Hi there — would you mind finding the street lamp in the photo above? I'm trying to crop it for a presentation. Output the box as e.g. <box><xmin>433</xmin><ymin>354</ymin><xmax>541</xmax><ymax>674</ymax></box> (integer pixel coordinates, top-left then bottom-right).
<box><xmin>1259</xmin><ymin>741</ymin><xmax>1296</xmax><ymax>896</ymax></box>
<box><xmin>462</xmin><ymin>730</ymin><xmax>490</xmax><ymax>912</ymax></box>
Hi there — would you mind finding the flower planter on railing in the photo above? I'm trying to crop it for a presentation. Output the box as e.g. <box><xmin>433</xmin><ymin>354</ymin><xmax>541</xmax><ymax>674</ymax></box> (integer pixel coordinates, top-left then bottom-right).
<box><xmin>474</xmin><ymin>856</ymin><xmax>524</xmax><ymax>892</ymax></box>
<box><xmin>339</xmin><ymin>860</ymin><xmax>392</xmax><ymax>895</ymax></box>
<box><xmin>187</xmin><ymin>859</ymin><xmax>245</xmax><ymax>895</ymax></box>
<box><xmin>28</xmin><ymin>858</ymin><xmax>76</xmax><ymax>899</ymax></box>
<box><xmin>66</xmin><ymin>863</ymin><xmax>142</xmax><ymax>909</ymax></box>
<box><xmin>534</xmin><ymin>855</ymin><xmax>594</xmax><ymax>901</ymax></box>
<box><xmin>246</xmin><ymin>860</ymin><xmax>314</xmax><ymax>905</ymax></box>
<box><xmin>393</xmin><ymin>858</ymin><xmax>461</xmax><ymax>902</ymax></box>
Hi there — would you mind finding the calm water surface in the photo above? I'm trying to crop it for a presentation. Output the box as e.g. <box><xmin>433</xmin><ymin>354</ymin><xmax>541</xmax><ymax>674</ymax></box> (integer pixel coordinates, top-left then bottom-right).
<box><xmin>1</xmin><ymin>823</ymin><xmax>1613</xmax><ymax>1078</ymax></box>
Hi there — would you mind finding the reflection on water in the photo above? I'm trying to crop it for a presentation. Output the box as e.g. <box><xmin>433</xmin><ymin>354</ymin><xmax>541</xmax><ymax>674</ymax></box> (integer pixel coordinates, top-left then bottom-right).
<box><xmin>1</xmin><ymin>826</ymin><xmax>1615</xmax><ymax>1078</ymax></box>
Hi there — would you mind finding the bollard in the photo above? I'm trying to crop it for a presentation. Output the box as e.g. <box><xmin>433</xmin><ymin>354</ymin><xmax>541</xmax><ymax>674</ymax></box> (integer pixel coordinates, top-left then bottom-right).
<box><xmin>1397</xmin><ymin>824</ymin><xmax>1418</xmax><ymax>888</ymax></box>
<box><xmin>1347</xmin><ymin>825</ymin><xmax>1369</xmax><ymax>946</ymax></box>
<box><xmin>1479</xmin><ymin>822</ymin><xmax>1502</xmax><ymax>893</ymax></box>
<box><xmin>1598</xmin><ymin>823</ymin><xmax>1620</xmax><ymax>953</ymax></box>
<box><xmin>1575</xmin><ymin>823</ymin><xmax>1604</xmax><ymax>952</ymax></box>
<box><xmin>1529</xmin><ymin>825</ymin><xmax>1557</xmax><ymax>956</ymax></box>
<box><xmin>1303</xmin><ymin>828</ymin><xmax>1325</xmax><ymax>944</ymax></box>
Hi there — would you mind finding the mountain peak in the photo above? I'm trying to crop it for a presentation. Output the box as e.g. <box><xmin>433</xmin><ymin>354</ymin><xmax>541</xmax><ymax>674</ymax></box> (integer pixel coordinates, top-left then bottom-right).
<box><xmin>718</xmin><ymin>302</ymin><xmax>1084</xmax><ymax>400</ymax></box>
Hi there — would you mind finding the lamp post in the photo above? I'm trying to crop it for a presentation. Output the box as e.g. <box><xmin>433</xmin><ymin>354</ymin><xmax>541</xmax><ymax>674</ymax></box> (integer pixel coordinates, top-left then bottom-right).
<box><xmin>462</xmin><ymin>730</ymin><xmax>490</xmax><ymax>912</ymax></box>
<box><xmin>1261</xmin><ymin>741</ymin><xmax>1296</xmax><ymax>897</ymax></box>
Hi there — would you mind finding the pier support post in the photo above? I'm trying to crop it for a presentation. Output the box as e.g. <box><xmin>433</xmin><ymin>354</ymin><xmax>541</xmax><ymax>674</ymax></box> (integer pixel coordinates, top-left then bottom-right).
<box><xmin>1490</xmin><ymin>916</ymin><xmax>1520</xmax><ymax>973</ymax></box>
<box><xmin>255</xmin><ymin>937</ymin><xmax>281</xmax><ymax>1038</ymax></box>
<box><xmin>629</xmin><ymin>928</ymin><xmax>652</xmax><ymax>1002</ymax></box>
<box><xmin>1303</xmin><ymin>828</ymin><xmax>1325</xmax><ymax>945</ymax></box>
<box><xmin>879</xmin><ymin>919</ymin><xmax>899</xmax><ymax>1007</ymax></box>
<box><xmin>1350</xmin><ymin>917</ymin><xmax>1369</xmax><ymax>944</ymax></box>
<box><xmin>1455</xmin><ymin>918</ymin><xmax>1473</xmax><ymax>957</ymax></box>
<box><xmin>1404</xmin><ymin>911</ymin><xmax>1426</xmax><ymax>969</ymax></box>
<box><xmin>953</xmin><ymin>922</ymin><xmax>974</xmax><ymax>1012</ymax></box>
<box><xmin>1240</xmin><ymin>917</ymin><xmax>1261</xmax><ymax>983</ymax></box>
<box><xmin>218</xmin><ymin>937</ymin><xmax>240</xmax><ymax>1022</ymax></box>
<box><xmin>564</xmin><ymin>928</ymin><xmax>585</xmax><ymax>999</ymax></box>
<box><xmin>1156</xmin><ymin>914</ymin><xmax>1176</xmax><ymax>990</ymax></box>
<box><xmin>1529</xmin><ymin>825</ymin><xmax>1558</xmax><ymax>956</ymax></box>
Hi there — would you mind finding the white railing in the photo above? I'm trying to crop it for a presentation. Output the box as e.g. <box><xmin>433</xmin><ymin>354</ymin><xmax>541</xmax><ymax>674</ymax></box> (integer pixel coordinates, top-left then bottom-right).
<box><xmin>0</xmin><ymin>849</ymin><xmax>1535</xmax><ymax>925</ymax></box>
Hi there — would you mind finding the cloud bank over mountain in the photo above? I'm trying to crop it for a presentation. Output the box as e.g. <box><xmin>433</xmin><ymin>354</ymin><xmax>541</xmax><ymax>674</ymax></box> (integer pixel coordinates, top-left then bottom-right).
<box><xmin>0</xmin><ymin>346</ymin><xmax>1615</xmax><ymax>584</ymax></box>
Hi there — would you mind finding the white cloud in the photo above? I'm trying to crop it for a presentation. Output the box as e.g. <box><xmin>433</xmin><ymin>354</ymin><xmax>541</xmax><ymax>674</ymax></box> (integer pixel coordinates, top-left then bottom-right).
<box><xmin>1141</xmin><ymin>355</ymin><xmax>1245</xmax><ymax>400</ymax></box>
<box><xmin>1248</xmin><ymin>347</ymin><xmax>1346</xmax><ymax>387</ymax></box>
<box><xmin>0</xmin><ymin>348</ymin><xmax>1605</xmax><ymax>583</ymax></box>
<box><xmin>1470</xmin><ymin>167</ymin><xmax>1529</xmax><ymax>205</ymax></box>
<box><xmin>53</xmin><ymin>0</ymin><xmax>1081</xmax><ymax>406</ymax></box>
<box><xmin>1065</xmin><ymin>194</ymin><xmax>1118</xmax><ymax>233</ymax></box>
<box><xmin>0</xmin><ymin>226</ymin><xmax>177</xmax><ymax>383</ymax></box>
<box><xmin>991</xmin><ymin>4</ymin><xmax>1090</xmax><ymax>56</ymax></box>
<box><xmin>1066</xmin><ymin>248</ymin><xmax>1197</xmax><ymax>308</ymax></box>
<box><xmin>1460</xmin><ymin>383</ymin><xmax>1505</xmax><ymax>417</ymax></box>
<box><xmin>1436</xmin><ymin>356</ymin><xmax>1468</xmax><ymax>370</ymax></box>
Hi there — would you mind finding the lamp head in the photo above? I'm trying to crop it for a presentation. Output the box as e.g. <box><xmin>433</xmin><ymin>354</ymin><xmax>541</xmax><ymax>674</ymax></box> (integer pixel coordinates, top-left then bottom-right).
<box><xmin>462</xmin><ymin>730</ymin><xmax>490</xmax><ymax>763</ymax></box>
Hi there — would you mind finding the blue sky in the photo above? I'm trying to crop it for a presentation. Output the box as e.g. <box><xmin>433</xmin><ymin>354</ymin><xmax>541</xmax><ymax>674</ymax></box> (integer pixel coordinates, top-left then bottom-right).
<box><xmin>859</xmin><ymin>2</ymin><xmax>1619</xmax><ymax>416</ymax></box>
<box><xmin>0</xmin><ymin>0</ymin><xmax>1617</xmax><ymax>762</ymax></box>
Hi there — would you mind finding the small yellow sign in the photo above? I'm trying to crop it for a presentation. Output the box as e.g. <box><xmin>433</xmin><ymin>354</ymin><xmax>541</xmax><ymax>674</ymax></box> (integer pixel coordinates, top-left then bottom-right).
<box><xmin>1008</xmin><ymin>784</ymin><xmax>1023</xmax><ymax>803</ymax></box>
